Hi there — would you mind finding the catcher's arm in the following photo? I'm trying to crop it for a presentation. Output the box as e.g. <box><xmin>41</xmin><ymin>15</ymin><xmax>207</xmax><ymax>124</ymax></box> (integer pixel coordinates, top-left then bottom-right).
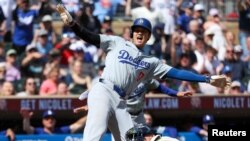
<box><xmin>56</xmin><ymin>3</ymin><xmax>100</xmax><ymax>46</ymax></box>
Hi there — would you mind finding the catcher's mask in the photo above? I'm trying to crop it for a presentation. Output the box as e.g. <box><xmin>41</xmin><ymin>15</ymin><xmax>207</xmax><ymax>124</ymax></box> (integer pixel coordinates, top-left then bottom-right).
<box><xmin>125</xmin><ymin>124</ymin><xmax>156</xmax><ymax>141</ymax></box>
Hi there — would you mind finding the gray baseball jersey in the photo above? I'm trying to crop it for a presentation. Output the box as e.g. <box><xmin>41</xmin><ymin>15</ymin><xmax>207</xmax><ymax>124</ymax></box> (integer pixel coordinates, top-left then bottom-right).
<box><xmin>83</xmin><ymin>35</ymin><xmax>172</xmax><ymax>141</ymax></box>
<box><xmin>100</xmin><ymin>35</ymin><xmax>172</xmax><ymax>96</ymax></box>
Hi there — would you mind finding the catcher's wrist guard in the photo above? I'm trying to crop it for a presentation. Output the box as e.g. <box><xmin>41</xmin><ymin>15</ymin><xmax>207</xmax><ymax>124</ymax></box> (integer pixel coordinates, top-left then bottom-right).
<box><xmin>205</xmin><ymin>75</ymin><xmax>211</xmax><ymax>83</ymax></box>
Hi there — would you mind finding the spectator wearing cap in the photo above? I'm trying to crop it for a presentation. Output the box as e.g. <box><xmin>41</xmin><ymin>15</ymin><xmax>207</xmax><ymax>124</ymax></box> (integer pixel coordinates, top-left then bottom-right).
<box><xmin>228</xmin><ymin>81</ymin><xmax>243</xmax><ymax>95</ymax></box>
<box><xmin>126</xmin><ymin>0</ymin><xmax>164</xmax><ymax>55</ymax></box>
<box><xmin>33</xmin><ymin>15</ymin><xmax>57</xmax><ymax>45</ymax></box>
<box><xmin>35</xmin><ymin>29</ymin><xmax>53</xmax><ymax>61</ymax></box>
<box><xmin>16</xmin><ymin>77</ymin><xmax>37</xmax><ymax>96</ymax></box>
<box><xmin>20</xmin><ymin>109</ymin><xmax>87</xmax><ymax>134</ymax></box>
<box><xmin>21</xmin><ymin>43</ymin><xmax>44</xmax><ymax>79</ymax></box>
<box><xmin>217</xmin><ymin>46</ymin><xmax>246</xmax><ymax>84</ymax></box>
<box><xmin>78</xmin><ymin>3</ymin><xmax>101</xmax><ymax>34</ymax></box>
<box><xmin>177</xmin><ymin>1</ymin><xmax>193</xmax><ymax>33</ymax></box>
<box><xmin>4</xmin><ymin>49</ymin><xmax>21</xmax><ymax>82</ymax></box>
<box><xmin>192</xmin><ymin>3</ymin><xmax>205</xmax><ymax>28</ymax></box>
<box><xmin>12</xmin><ymin>0</ymin><xmax>46</xmax><ymax>55</ymax></box>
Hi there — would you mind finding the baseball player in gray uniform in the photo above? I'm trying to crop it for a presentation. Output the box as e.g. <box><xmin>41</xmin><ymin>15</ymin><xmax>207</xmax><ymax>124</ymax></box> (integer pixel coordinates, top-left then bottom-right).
<box><xmin>56</xmin><ymin>4</ymin><xmax>231</xmax><ymax>141</ymax></box>
<box><xmin>76</xmin><ymin>79</ymin><xmax>192</xmax><ymax>126</ymax></box>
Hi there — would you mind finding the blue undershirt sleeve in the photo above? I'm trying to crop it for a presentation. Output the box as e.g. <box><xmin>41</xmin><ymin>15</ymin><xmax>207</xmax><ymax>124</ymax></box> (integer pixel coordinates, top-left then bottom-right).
<box><xmin>163</xmin><ymin>68</ymin><xmax>210</xmax><ymax>83</ymax></box>
<box><xmin>156</xmin><ymin>84</ymin><xmax>178</xmax><ymax>97</ymax></box>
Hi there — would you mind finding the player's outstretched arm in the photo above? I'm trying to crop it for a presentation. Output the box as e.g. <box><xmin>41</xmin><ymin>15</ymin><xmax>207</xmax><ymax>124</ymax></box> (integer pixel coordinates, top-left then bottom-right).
<box><xmin>56</xmin><ymin>4</ymin><xmax>100</xmax><ymax>46</ymax></box>
<box><xmin>163</xmin><ymin>68</ymin><xmax>231</xmax><ymax>88</ymax></box>
<box><xmin>156</xmin><ymin>83</ymin><xmax>192</xmax><ymax>97</ymax></box>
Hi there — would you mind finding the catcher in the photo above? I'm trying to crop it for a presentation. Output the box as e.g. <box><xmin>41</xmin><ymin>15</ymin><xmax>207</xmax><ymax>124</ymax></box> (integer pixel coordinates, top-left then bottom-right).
<box><xmin>126</xmin><ymin>124</ymin><xmax>179</xmax><ymax>141</ymax></box>
<box><xmin>56</xmin><ymin>3</ymin><xmax>231</xmax><ymax>141</ymax></box>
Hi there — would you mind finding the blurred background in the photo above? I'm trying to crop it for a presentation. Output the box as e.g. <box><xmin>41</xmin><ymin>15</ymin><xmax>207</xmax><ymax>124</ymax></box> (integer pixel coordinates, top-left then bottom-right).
<box><xmin>0</xmin><ymin>0</ymin><xmax>249</xmax><ymax>141</ymax></box>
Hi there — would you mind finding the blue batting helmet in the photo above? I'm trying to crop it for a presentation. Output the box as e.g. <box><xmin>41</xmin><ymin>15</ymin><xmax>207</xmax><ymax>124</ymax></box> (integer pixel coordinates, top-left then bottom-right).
<box><xmin>203</xmin><ymin>114</ymin><xmax>215</xmax><ymax>124</ymax></box>
<box><xmin>131</xmin><ymin>18</ymin><xmax>152</xmax><ymax>34</ymax></box>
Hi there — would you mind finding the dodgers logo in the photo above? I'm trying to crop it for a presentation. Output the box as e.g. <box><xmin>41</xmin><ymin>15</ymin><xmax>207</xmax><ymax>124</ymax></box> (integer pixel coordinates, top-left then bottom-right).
<box><xmin>118</xmin><ymin>50</ymin><xmax>150</xmax><ymax>69</ymax></box>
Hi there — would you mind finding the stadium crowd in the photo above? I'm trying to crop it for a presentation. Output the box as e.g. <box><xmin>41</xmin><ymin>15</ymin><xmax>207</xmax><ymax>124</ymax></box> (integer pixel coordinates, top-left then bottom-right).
<box><xmin>0</xmin><ymin>0</ymin><xmax>249</xmax><ymax>140</ymax></box>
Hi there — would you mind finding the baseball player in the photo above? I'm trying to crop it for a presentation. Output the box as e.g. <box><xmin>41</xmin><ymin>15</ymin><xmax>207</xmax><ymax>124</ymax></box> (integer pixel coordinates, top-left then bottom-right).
<box><xmin>56</xmin><ymin>4</ymin><xmax>231</xmax><ymax>141</ymax></box>
<box><xmin>126</xmin><ymin>124</ymin><xmax>179</xmax><ymax>141</ymax></box>
<box><xmin>75</xmin><ymin>79</ymin><xmax>192</xmax><ymax>126</ymax></box>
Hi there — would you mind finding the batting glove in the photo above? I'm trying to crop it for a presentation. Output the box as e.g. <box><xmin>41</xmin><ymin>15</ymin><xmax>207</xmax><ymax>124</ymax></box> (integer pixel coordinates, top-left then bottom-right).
<box><xmin>208</xmin><ymin>75</ymin><xmax>231</xmax><ymax>88</ymax></box>
<box><xmin>56</xmin><ymin>4</ymin><xmax>73</xmax><ymax>26</ymax></box>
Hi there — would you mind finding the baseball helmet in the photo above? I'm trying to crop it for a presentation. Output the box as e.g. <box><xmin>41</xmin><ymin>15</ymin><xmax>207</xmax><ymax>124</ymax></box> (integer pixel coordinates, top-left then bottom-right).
<box><xmin>125</xmin><ymin>124</ymin><xmax>156</xmax><ymax>141</ymax></box>
<box><xmin>203</xmin><ymin>114</ymin><xmax>215</xmax><ymax>124</ymax></box>
<box><xmin>130</xmin><ymin>18</ymin><xmax>152</xmax><ymax>37</ymax></box>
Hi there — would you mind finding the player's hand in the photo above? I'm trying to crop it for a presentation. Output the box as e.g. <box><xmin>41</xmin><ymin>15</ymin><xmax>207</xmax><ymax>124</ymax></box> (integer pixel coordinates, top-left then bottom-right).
<box><xmin>209</xmin><ymin>75</ymin><xmax>231</xmax><ymax>88</ymax></box>
<box><xmin>177</xmin><ymin>91</ymin><xmax>193</xmax><ymax>97</ymax></box>
<box><xmin>73</xmin><ymin>106</ymin><xmax>88</xmax><ymax>113</ymax></box>
<box><xmin>20</xmin><ymin>109</ymin><xmax>33</xmax><ymax>119</ymax></box>
<box><xmin>6</xmin><ymin>128</ymin><xmax>15</xmax><ymax>141</ymax></box>
<box><xmin>56</xmin><ymin>4</ymin><xmax>73</xmax><ymax>25</ymax></box>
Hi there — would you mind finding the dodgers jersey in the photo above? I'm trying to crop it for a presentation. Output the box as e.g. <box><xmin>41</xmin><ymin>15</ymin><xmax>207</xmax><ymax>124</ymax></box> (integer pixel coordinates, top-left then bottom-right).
<box><xmin>126</xmin><ymin>79</ymin><xmax>160</xmax><ymax>114</ymax></box>
<box><xmin>100</xmin><ymin>35</ymin><xmax>172</xmax><ymax>97</ymax></box>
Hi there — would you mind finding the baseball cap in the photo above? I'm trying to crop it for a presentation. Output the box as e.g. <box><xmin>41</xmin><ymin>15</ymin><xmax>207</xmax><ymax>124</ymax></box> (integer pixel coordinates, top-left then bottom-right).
<box><xmin>234</xmin><ymin>45</ymin><xmax>242</xmax><ymax>53</ymax></box>
<box><xmin>222</xmin><ymin>65</ymin><xmax>232</xmax><ymax>74</ymax></box>
<box><xmin>104</xmin><ymin>16</ymin><xmax>112</xmax><ymax>23</ymax></box>
<box><xmin>6</xmin><ymin>49</ymin><xmax>17</xmax><ymax>56</ymax></box>
<box><xmin>26</xmin><ymin>43</ymin><xmax>37</xmax><ymax>52</ymax></box>
<box><xmin>231</xmin><ymin>81</ymin><xmax>241</xmax><ymax>88</ymax></box>
<box><xmin>38</xmin><ymin>29</ymin><xmax>48</xmax><ymax>36</ymax></box>
<box><xmin>43</xmin><ymin>110</ymin><xmax>55</xmax><ymax>118</ymax></box>
<box><xmin>42</xmin><ymin>15</ymin><xmax>53</xmax><ymax>22</ymax></box>
<box><xmin>182</xmin><ymin>1</ymin><xmax>193</xmax><ymax>9</ymax></box>
<box><xmin>194</xmin><ymin>3</ymin><xmax>204</xmax><ymax>11</ymax></box>
<box><xmin>203</xmin><ymin>114</ymin><xmax>214</xmax><ymax>124</ymax></box>
<box><xmin>209</xmin><ymin>8</ymin><xmax>219</xmax><ymax>16</ymax></box>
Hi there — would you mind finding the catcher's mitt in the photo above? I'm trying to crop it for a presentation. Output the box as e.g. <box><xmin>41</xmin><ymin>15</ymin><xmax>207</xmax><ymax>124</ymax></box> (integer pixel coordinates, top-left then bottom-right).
<box><xmin>209</xmin><ymin>75</ymin><xmax>231</xmax><ymax>88</ymax></box>
<box><xmin>56</xmin><ymin>4</ymin><xmax>73</xmax><ymax>25</ymax></box>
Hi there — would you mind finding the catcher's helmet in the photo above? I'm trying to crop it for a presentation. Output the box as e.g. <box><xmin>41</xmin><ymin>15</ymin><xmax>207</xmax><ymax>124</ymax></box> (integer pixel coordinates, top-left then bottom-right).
<box><xmin>130</xmin><ymin>18</ymin><xmax>152</xmax><ymax>37</ymax></box>
<box><xmin>125</xmin><ymin>124</ymin><xmax>156</xmax><ymax>141</ymax></box>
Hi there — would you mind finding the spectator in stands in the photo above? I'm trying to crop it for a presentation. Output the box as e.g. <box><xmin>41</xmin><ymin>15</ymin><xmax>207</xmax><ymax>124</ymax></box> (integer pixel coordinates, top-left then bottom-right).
<box><xmin>186</xmin><ymin>20</ymin><xmax>202</xmax><ymax>48</ymax></box>
<box><xmin>177</xmin><ymin>1</ymin><xmax>193</xmax><ymax>33</ymax></box>
<box><xmin>43</xmin><ymin>49</ymin><xmax>61</xmax><ymax>78</ymax></box>
<box><xmin>21</xmin><ymin>43</ymin><xmax>44</xmax><ymax>79</ymax></box>
<box><xmin>101</xmin><ymin>15</ymin><xmax>113</xmax><ymax>34</ymax></box>
<box><xmin>12</xmin><ymin>0</ymin><xmax>46</xmax><ymax>55</ymax></box>
<box><xmin>33</xmin><ymin>15</ymin><xmax>58</xmax><ymax>45</ymax></box>
<box><xmin>0</xmin><ymin>43</ymin><xmax>5</xmax><ymax>62</ymax></box>
<box><xmin>228</xmin><ymin>81</ymin><xmax>243</xmax><ymax>95</ymax></box>
<box><xmin>0</xmin><ymin>6</ymin><xmax>6</xmax><ymax>42</ymax></box>
<box><xmin>54</xmin><ymin>33</ymin><xmax>74</xmax><ymax>67</ymax></box>
<box><xmin>39</xmin><ymin>67</ymin><xmax>60</xmax><ymax>95</ymax></box>
<box><xmin>0</xmin><ymin>0</ymin><xmax>16</xmax><ymax>42</ymax></box>
<box><xmin>69</xmin><ymin>60</ymin><xmax>92</xmax><ymax>94</ymax></box>
<box><xmin>0</xmin><ymin>128</ymin><xmax>15</xmax><ymax>141</ymax></box>
<box><xmin>225</xmin><ymin>31</ymin><xmax>236</xmax><ymax>48</ymax></box>
<box><xmin>238</xmin><ymin>0</ymin><xmax>250</xmax><ymax>57</ymax></box>
<box><xmin>0</xmin><ymin>81</ymin><xmax>15</xmax><ymax>96</ymax></box>
<box><xmin>57</xmin><ymin>82</ymin><xmax>70</xmax><ymax>96</ymax></box>
<box><xmin>4</xmin><ymin>49</ymin><xmax>21</xmax><ymax>82</ymax></box>
<box><xmin>192</xmin><ymin>3</ymin><xmax>205</xmax><ymax>30</ymax></box>
<box><xmin>35</xmin><ymin>29</ymin><xmax>53</xmax><ymax>61</ymax></box>
<box><xmin>16</xmin><ymin>77</ymin><xmax>37</xmax><ymax>96</ymax></box>
<box><xmin>20</xmin><ymin>109</ymin><xmax>87</xmax><ymax>134</ymax></box>
<box><xmin>78</xmin><ymin>3</ymin><xmax>101</xmax><ymax>34</ymax></box>
<box><xmin>192</xmin><ymin>37</ymin><xmax>207</xmax><ymax>73</ymax></box>
<box><xmin>0</xmin><ymin>62</ymin><xmax>6</xmax><ymax>86</ymax></box>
